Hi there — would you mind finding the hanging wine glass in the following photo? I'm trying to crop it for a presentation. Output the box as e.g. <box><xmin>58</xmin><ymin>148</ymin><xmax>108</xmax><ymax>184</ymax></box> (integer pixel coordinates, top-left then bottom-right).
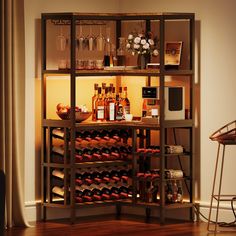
<box><xmin>96</xmin><ymin>25</ymin><xmax>104</xmax><ymax>51</ymax></box>
<box><xmin>56</xmin><ymin>26</ymin><xmax>67</xmax><ymax>51</ymax></box>
<box><xmin>77</xmin><ymin>25</ymin><xmax>84</xmax><ymax>51</ymax></box>
<box><xmin>88</xmin><ymin>25</ymin><xmax>95</xmax><ymax>51</ymax></box>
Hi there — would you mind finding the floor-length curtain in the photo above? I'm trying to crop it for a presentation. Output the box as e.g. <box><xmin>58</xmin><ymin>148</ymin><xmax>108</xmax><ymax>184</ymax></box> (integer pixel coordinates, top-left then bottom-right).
<box><xmin>0</xmin><ymin>0</ymin><xmax>29</xmax><ymax>227</ymax></box>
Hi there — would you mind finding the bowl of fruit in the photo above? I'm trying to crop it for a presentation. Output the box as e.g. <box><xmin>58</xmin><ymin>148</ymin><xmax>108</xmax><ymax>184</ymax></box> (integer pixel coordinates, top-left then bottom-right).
<box><xmin>56</xmin><ymin>103</ymin><xmax>91</xmax><ymax>123</ymax></box>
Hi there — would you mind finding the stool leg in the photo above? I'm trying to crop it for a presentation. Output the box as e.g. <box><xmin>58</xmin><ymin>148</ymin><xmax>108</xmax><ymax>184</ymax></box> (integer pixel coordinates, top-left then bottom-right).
<box><xmin>207</xmin><ymin>143</ymin><xmax>221</xmax><ymax>232</ymax></box>
<box><xmin>214</xmin><ymin>144</ymin><xmax>226</xmax><ymax>232</ymax></box>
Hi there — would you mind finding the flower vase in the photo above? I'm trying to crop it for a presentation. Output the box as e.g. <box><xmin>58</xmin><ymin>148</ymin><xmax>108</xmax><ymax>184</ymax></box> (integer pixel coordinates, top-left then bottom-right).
<box><xmin>137</xmin><ymin>54</ymin><xmax>149</xmax><ymax>69</ymax></box>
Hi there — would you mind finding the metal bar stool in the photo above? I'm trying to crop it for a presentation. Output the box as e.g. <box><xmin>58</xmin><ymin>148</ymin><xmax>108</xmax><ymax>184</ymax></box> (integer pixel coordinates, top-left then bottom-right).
<box><xmin>207</xmin><ymin>120</ymin><xmax>236</xmax><ymax>233</ymax></box>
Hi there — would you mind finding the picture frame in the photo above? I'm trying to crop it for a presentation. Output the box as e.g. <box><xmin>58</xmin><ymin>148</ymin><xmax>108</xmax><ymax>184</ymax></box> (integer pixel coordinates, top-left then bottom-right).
<box><xmin>165</xmin><ymin>41</ymin><xmax>183</xmax><ymax>69</ymax></box>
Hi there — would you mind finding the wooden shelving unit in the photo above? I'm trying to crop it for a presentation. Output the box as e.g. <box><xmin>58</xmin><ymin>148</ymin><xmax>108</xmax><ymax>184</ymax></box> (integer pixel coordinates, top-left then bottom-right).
<box><xmin>41</xmin><ymin>12</ymin><xmax>195</xmax><ymax>224</ymax></box>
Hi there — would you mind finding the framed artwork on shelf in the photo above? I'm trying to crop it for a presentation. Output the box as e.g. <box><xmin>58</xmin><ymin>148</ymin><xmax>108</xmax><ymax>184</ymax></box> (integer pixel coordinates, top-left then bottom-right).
<box><xmin>165</xmin><ymin>41</ymin><xmax>183</xmax><ymax>69</ymax></box>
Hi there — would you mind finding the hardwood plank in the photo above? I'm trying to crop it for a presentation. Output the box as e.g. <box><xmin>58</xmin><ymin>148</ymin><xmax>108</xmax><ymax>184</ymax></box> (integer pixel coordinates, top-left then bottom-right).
<box><xmin>3</xmin><ymin>215</ymin><xmax>211</xmax><ymax>236</ymax></box>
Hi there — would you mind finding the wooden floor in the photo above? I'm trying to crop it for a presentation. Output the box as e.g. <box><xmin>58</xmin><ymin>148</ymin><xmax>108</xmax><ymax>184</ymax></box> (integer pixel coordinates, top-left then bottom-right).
<box><xmin>3</xmin><ymin>215</ymin><xmax>235</xmax><ymax>236</ymax></box>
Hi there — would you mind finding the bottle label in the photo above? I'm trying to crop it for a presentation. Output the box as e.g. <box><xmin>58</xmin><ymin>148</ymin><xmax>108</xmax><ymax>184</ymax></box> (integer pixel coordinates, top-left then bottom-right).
<box><xmin>116</xmin><ymin>104</ymin><xmax>123</xmax><ymax>120</ymax></box>
<box><xmin>123</xmin><ymin>106</ymin><xmax>130</xmax><ymax>115</ymax></box>
<box><xmin>97</xmin><ymin>106</ymin><xmax>104</xmax><ymax>119</ymax></box>
<box><xmin>109</xmin><ymin>103</ymin><xmax>115</xmax><ymax>121</ymax></box>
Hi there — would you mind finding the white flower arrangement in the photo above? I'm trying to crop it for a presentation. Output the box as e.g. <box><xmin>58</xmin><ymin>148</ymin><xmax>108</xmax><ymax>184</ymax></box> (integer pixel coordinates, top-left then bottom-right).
<box><xmin>126</xmin><ymin>32</ymin><xmax>159</xmax><ymax>56</ymax></box>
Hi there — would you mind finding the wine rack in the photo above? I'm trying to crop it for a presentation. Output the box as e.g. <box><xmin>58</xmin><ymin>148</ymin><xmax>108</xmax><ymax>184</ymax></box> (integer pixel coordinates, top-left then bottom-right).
<box><xmin>41</xmin><ymin>12</ymin><xmax>195</xmax><ymax>224</ymax></box>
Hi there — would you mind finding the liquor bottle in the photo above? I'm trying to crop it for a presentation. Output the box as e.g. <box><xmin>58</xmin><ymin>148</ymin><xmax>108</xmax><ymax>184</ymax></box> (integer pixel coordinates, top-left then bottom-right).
<box><xmin>115</xmin><ymin>87</ymin><xmax>123</xmax><ymax>121</ymax></box>
<box><xmin>117</xmin><ymin>37</ymin><xmax>126</xmax><ymax>66</ymax></box>
<box><xmin>172</xmin><ymin>180</ymin><xmax>178</xmax><ymax>202</ymax></box>
<box><xmin>95</xmin><ymin>87</ymin><xmax>105</xmax><ymax>121</ymax></box>
<box><xmin>121</xmin><ymin>87</ymin><xmax>130</xmax><ymax>117</ymax></box>
<box><xmin>101</xmin><ymin>83</ymin><xmax>106</xmax><ymax>99</ymax></box>
<box><xmin>105</xmin><ymin>86</ymin><xmax>115</xmax><ymax>121</ymax></box>
<box><xmin>92</xmin><ymin>83</ymin><xmax>98</xmax><ymax>121</ymax></box>
<box><xmin>165</xmin><ymin>182</ymin><xmax>173</xmax><ymax>203</ymax></box>
<box><xmin>177</xmin><ymin>183</ymin><xmax>183</xmax><ymax>203</ymax></box>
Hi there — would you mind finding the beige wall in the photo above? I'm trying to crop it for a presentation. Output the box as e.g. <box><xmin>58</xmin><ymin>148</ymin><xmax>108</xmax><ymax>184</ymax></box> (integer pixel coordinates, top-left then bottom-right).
<box><xmin>25</xmin><ymin>0</ymin><xmax>236</xmax><ymax>222</ymax></box>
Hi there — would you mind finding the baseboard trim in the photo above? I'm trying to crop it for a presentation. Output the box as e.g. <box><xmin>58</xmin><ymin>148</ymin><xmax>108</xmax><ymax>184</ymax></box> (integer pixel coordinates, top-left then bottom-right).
<box><xmin>25</xmin><ymin>200</ymin><xmax>235</xmax><ymax>222</ymax></box>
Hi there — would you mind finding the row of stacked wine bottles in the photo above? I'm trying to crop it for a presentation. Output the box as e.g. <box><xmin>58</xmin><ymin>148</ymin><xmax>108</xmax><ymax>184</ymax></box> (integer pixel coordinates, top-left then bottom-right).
<box><xmin>51</xmin><ymin>128</ymin><xmax>133</xmax><ymax>163</ymax></box>
<box><xmin>52</xmin><ymin>128</ymin><xmax>132</xmax><ymax>143</ymax></box>
<box><xmin>51</xmin><ymin>166</ymin><xmax>132</xmax><ymax>203</ymax></box>
<box><xmin>50</xmin><ymin>167</ymin><xmax>184</xmax><ymax>204</ymax></box>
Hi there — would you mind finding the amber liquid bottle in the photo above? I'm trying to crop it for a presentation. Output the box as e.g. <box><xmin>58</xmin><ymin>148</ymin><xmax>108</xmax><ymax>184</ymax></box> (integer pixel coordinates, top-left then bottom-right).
<box><xmin>121</xmin><ymin>87</ymin><xmax>130</xmax><ymax>117</ymax></box>
<box><xmin>92</xmin><ymin>83</ymin><xmax>98</xmax><ymax>121</ymax></box>
<box><xmin>115</xmin><ymin>87</ymin><xmax>123</xmax><ymax>121</ymax></box>
<box><xmin>105</xmin><ymin>86</ymin><xmax>116</xmax><ymax>121</ymax></box>
<box><xmin>95</xmin><ymin>87</ymin><xmax>105</xmax><ymax>121</ymax></box>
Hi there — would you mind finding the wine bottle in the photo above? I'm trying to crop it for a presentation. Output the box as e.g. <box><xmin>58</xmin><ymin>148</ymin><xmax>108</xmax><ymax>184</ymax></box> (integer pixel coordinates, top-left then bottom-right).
<box><xmin>100</xmin><ymin>168</ymin><xmax>111</xmax><ymax>183</ymax></box>
<box><xmin>75</xmin><ymin>146</ymin><xmax>84</xmax><ymax>162</ymax></box>
<box><xmin>100</xmin><ymin>129</ymin><xmax>110</xmax><ymax>141</ymax></box>
<box><xmin>76</xmin><ymin>185</ymin><xmax>93</xmax><ymax>202</ymax></box>
<box><xmin>91</xmin><ymin>130</ymin><xmax>102</xmax><ymax>141</ymax></box>
<box><xmin>118</xmin><ymin>168</ymin><xmax>131</xmax><ymax>183</ymax></box>
<box><xmin>105</xmin><ymin>86</ymin><xmax>115</xmax><ymax>121</ymax></box>
<box><xmin>109</xmin><ymin>129</ymin><xmax>121</xmax><ymax>142</ymax></box>
<box><xmin>91</xmin><ymin>147</ymin><xmax>102</xmax><ymax>161</ymax></box>
<box><xmin>121</xmin><ymin>87</ymin><xmax>130</xmax><ymax>117</ymax></box>
<box><xmin>92</xmin><ymin>83</ymin><xmax>99</xmax><ymax>121</ymax></box>
<box><xmin>95</xmin><ymin>87</ymin><xmax>105</xmax><ymax>121</ymax></box>
<box><xmin>115</xmin><ymin>87</ymin><xmax>123</xmax><ymax>121</ymax></box>
<box><xmin>52</xmin><ymin>169</ymin><xmax>64</xmax><ymax>180</ymax></box>
<box><xmin>99</xmin><ymin>183</ymin><xmax>119</xmax><ymax>200</ymax></box>
<box><xmin>109</xmin><ymin>168</ymin><xmax>120</xmax><ymax>182</ymax></box>
<box><xmin>101</xmin><ymin>146</ymin><xmax>111</xmax><ymax>160</ymax></box>
<box><xmin>52</xmin><ymin>186</ymin><xmax>65</xmax><ymax>198</ymax></box>
<box><xmin>82</xmin><ymin>147</ymin><xmax>93</xmax><ymax>161</ymax></box>
<box><xmin>90</xmin><ymin>185</ymin><xmax>103</xmax><ymax>201</ymax></box>
<box><xmin>82</xmin><ymin>131</ymin><xmax>93</xmax><ymax>142</ymax></box>
<box><xmin>75</xmin><ymin>171</ymin><xmax>84</xmax><ymax>185</ymax></box>
<box><xmin>110</xmin><ymin>146</ymin><xmax>120</xmax><ymax>159</ymax></box>
<box><xmin>92</xmin><ymin>168</ymin><xmax>103</xmax><ymax>184</ymax></box>
<box><xmin>116</xmin><ymin>183</ymin><xmax>132</xmax><ymax>197</ymax></box>
<box><xmin>52</xmin><ymin>128</ymin><xmax>66</xmax><ymax>140</ymax></box>
<box><xmin>79</xmin><ymin>169</ymin><xmax>93</xmax><ymax>185</ymax></box>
